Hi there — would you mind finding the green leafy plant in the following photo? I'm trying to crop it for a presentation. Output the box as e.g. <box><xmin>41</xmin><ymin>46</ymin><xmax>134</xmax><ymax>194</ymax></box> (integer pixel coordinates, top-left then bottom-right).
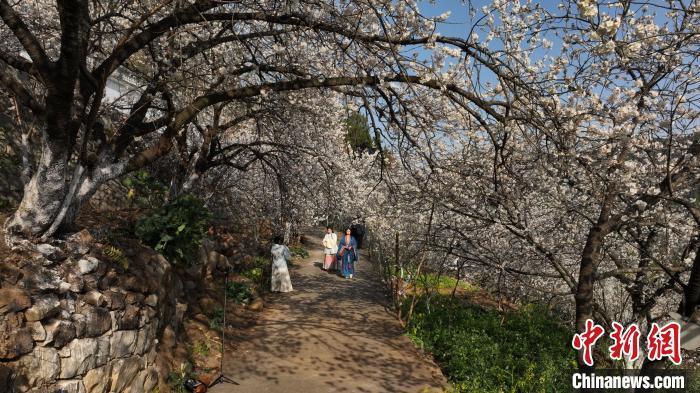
<box><xmin>135</xmin><ymin>194</ymin><xmax>211</xmax><ymax>267</ymax></box>
<box><xmin>191</xmin><ymin>340</ymin><xmax>211</xmax><ymax>357</ymax></box>
<box><xmin>227</xmin><ymin>281</ymin><xmax>254</xmax><ymax>304</ymax></box>
<box><xmin>167</xmin><ymin>362</ymin><xmax>195</xmax><ymax>393</ymax></box>
<box><xmin>209</xmin><ymin>308</ymin><xmax>224</xmax><ymax>331</ymax></box>
<box><xmin>242</xmin><ymin>267</ymin><xmax>263</xmax><ymax>285</ymax></box>
<box><xmin>290</xmin><ymin>246</ymin><xmax>309</xmax><ymax>259</ymax></box>
<box><xmin>405</xmin><ymin>297</ymin><xmax>576</xmax><ymax>393</ymax></box>
<box><xmin>104</xmin><ymin>245</ymin><xmax>129</xmax><ymax>270</ymax></box>
<box><xmin>243</xmin><ymin>256</ymin><xmax>271</xmax><ymax>290</ymax></box>
<box><xmin>122</xmin><ymin>169</ymin><xmax>168</xmax><ymax>209</ymax></box>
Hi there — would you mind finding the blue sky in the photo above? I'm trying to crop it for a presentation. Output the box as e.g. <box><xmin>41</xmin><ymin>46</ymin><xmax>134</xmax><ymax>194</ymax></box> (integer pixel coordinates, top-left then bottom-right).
<box><xmin>419</xmin><ymin>0</ymin><xmax>485</xmax><ymax>37</ymax></box>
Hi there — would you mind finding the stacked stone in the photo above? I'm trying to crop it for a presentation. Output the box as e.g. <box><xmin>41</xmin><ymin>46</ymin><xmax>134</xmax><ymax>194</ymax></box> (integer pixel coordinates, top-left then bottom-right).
<box><xmin>0</xmin><ymin>230</ymin><xmax>184</xmax><ymax>393</ymax></box>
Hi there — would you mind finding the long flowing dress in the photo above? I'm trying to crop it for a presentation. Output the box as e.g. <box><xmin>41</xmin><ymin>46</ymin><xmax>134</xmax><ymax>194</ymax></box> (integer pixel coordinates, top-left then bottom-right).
<box><xmin>322</xmin><ymin>233</ymin><xmax>338</xmax><ymax>270</ymax></box>
<box><xmin>271</xmin><ymin>244</ymin><xmax>293</xmax><ymax>292</ymax></box>
<box><xmin>336</xmin><ymin>235</ymin><xmax>358</xmax><ymax>278</ymax></box>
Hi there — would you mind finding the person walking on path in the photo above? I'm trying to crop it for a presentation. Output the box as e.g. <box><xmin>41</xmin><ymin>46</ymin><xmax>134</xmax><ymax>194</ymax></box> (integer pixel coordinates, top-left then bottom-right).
<box><xmin>270</xmin><ymin>235</ymin><xmax>293</xmax><ymax>292</ymax></box>
<box><xmin>336</xmin><ymin>228</ymin><xmax>358</xmax><ymax>279</ymax></box>
<box><xmin>321</xmin><ymin>226</ymin><xmax>338</xmax><ymax>271</ymax></box>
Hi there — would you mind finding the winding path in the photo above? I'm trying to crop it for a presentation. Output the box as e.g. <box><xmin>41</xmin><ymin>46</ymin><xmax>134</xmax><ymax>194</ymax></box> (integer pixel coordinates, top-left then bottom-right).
<box><xmin>209</xmin><ymin>231</ymin><xmax>447</xmax><ymax>393</ymax></box>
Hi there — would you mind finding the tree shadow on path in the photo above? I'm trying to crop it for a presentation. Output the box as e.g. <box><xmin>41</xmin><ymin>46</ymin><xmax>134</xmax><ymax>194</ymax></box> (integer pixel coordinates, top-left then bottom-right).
<box><xmin>209</xmin><ymin>231</ymin><xmax>446</xmax><ymax>393</ymax></box>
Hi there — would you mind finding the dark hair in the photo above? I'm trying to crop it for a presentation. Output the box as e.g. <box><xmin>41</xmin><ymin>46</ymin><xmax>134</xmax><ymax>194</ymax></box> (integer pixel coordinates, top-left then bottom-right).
<box><xmin>326</xmin><ymin>226</ymin><xmax>333</xmax><ymax>230</ymax></box>
<box><xmin>273</xmin><ymin>235</ymin><xmax>284</xmax><ymax>245</ymax></box>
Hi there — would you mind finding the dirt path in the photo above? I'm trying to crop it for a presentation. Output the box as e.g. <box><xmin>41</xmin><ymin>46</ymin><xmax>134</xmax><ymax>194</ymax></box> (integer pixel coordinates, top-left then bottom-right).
<box><xmin>209</xmin><ymin>232</ymin><xmax>447</xmax><ymax>393</ymax></box>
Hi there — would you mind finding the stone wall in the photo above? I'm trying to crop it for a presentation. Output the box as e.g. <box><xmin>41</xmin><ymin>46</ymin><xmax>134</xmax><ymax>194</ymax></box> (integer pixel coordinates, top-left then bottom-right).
<box><xmin>0</xmin><ymin>230</ymin><xmax>186</xmax><ymax>392</ymax></box>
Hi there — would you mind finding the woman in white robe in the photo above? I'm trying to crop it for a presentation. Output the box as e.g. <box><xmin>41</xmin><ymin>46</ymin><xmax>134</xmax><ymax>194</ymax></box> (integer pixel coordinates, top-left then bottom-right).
<box><xmin>322</xmin><ymin>226</ymin><xmax>338</xmax><ymax>270</ymax></box>
<box><xmin>270</xmin><ymin>236</ymin><xmax>293</xmax><ymax>293</ymax></box>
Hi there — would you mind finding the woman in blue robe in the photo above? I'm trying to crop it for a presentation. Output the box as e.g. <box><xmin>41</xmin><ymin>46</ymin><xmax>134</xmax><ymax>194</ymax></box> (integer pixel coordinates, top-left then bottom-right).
<box><xmin>336</xmin><ymin>228</ymin><xmax>358</xmax><ymax>279</ymax></box>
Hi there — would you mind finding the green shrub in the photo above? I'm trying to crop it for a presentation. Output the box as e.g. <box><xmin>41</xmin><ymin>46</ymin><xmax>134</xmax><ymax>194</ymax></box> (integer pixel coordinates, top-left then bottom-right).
<box><xmin>122</xmin><ymin>170</ymin><xmax>167</xmax><ymax>208</ymax></box>
<box><xmin>242</xmin><ymin>267</ymin><xmax>263</xmax><ymax>285</ymax></box>
<box><xmin>227</xmin><ymin>281</ymin><xmax>253</xmax><ymax>304</ymax></box>
<box><xmin>244</xmin><ymin>256</ymin><xmax>271</xmax><ymax>290</ymax></box>
<box><xmin>405</xmin><ymin>296</ymin><xmax>576</xmax><ymax>393</ymax></box>
<box><xmin>135</xmin><ymin>194</ymin><xmax>211</xmax><ymax>267</ymax></box>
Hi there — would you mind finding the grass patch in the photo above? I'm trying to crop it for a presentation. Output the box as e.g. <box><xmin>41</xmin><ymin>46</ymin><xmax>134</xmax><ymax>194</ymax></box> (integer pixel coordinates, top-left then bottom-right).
<box><xmin>405</xmin><ymin>296</ymin><xmax>576</xmax><ymax>392</ymax></box>
<box><xmin>416</xmin><ymin>273</ymin><xmax>477</xmax><ymax>292</ymax></box>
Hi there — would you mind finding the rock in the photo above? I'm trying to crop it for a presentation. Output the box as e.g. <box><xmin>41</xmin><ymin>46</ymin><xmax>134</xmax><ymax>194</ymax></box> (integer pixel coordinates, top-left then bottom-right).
<box><xmin>117</xmin><ymin>305</ymin><xmax>140</xmax><ymax>330</ymax></box>
<box><xmin>0</xmin><ymin>265</ymin><xmax>21</xmax><ymax>285</ymax></box>
<box><xmin>59</xmin><ymin>281</ymin><xmax>72</xmax><ymax>293</ymax></box>
<box><xmin>83</xmin><ymin>307</ymin><xmax>112</xmax><ymax>337</ymax></box>
<box><xmin>95</xmin><ymin>335</ymin><xmax>111</xmax><ymax>366</ymax></box>
<box><xmin>124</xmin><ymin>366</ymin><xmax>147</xmax><ymax>393</ymax></box>
<box><xmin>110</xmin><ymin>330</ymin><xmax>137</xmax><ymax>358</ymax></box>
<box><xmin>144</xmin><ymin>294</ymin><xmax>158</xmax><ymax>307</ymax></box>
<box><xmin>121</xmin><ymin>275</ymin><xmax>148</xmax><ymax>293</ymax></box>
<box><xmin>110</xmin><ymin>357</ymin><xmax>141</xmax><ymax>392</ymax></box>
<box><xmin>55</xmin><ymin>379</ymin><xmax>86</xmax><ymax>393</ymax></box>
<box><xmin>78</xmin><ymin>257</ymin><xmax>100</xmax><ymax>275</ymax></box>
<box><xmin>99</xmin><ymin>269</ymin><xmax>118</xmax><ymax>290</ymax></box>
<box><xmin>143</xmin><ymin>368</ymin><xmax>158</xmax><ymax>392</ymax></box>
<box><xmin>134</xmin><ymin>324</ymin><xmax>150</xmax><ymax>355</ymax></box>
<box><xmin>17</xmin><ymin>346</ymin><xmax>60</xmax><ymax>387</ymax></box>
<box><xmin>104</xmin><ymin>291</ymin><xmax>125</xmax><ymax>310</ymax></box>
<box><xmin>84</xmin><ymin>290</ymin><xmax>107</xmax><ymax>307</ymax></box>
<box><xmin>208</xmin><ymin>251</ymin><xmax>232</xmax><ymax>272</ymax></box>
<box><xmin>58</xmin><ymin>345</ymin><xmax>71</xmax><ymax>357</ymax></box>
<box><xmin>248</xmin><ymin>297</ymin><xmax>264</xmax><ymax>312</ymax></box>
<box><xmin>124</xmin><ymin>292</ymin><xmax>144</xmax><ymax>305</ymax></box>
<box><xmin>0</xmin><ymin>313</ymin><xmax>34</xmax><ymax>359</ymax></box>
<box><xmin>72</xmin><ymin>313</ymin><xmax>87</xmax><ymax>338</ymax></box>
<box><xmin>67</xmin><ymin>229</ymin><xmax>94</xmax><ymax>255</ymax></box>
<box><xmin>60</xmin><ymin>296</ymin><xmax>76</xmax><ymax>313</ymax></box>
<box><xmin>29</xmin><ymin>321</ymin><xmax>46</xmax><ymax>341</ymax></box>
<box><xmin>26</xmin><ymin>266</ymin><xmax>62</xmax><ymax>292</ymax></box>
<box><xmin>36</xmin><ymin>243</ymin><xmax>66</xmax><ymax>261</ymax></box>
<box><xmin>145</xmin><ymin>304</ymin><xmax>157</xmax><ymax>320</ymax></box>
<box><xmin>67</xmin><ymin>273</ymin><xmax>85</xmax><ymax>293</ymax></box>
<box><xmin>43</xmin><ymin>319</ymin><xmax>76</xmax><ymax>348</ymax></box>
<box><xmin>59</xmin><ymin>338</ymin><xmax>99</xmax><ymax>378</ymax></box>
<box><xmin>25</xmin><ymin>294</ymin><xmax>60</xmax><ymax>321</ymax></box>
<box><xmin>83</xmin><ymin>364</ymin><xmax>112</xmax><ymax>393</ymax></box>
<box><xmin>0</xmin><ymin>287</ymin><xmax>31</xmax><ymax>314</ymax></box>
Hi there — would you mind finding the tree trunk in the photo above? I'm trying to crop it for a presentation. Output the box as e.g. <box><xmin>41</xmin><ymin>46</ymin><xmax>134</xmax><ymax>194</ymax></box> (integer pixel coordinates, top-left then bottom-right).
<box><xmin>4</xmin><ymin>132</ymin><xmax>70</xmax><ymax>237</ymax></box>
<box><xmin>682</xmin><ymin>242</ymin><xmax>700</xmax><ymax>316</ymax></box>
<box><xmin>575</xmin><ymin>222</ymin><xmax>610</xmax><ymax>369</ymax></box>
